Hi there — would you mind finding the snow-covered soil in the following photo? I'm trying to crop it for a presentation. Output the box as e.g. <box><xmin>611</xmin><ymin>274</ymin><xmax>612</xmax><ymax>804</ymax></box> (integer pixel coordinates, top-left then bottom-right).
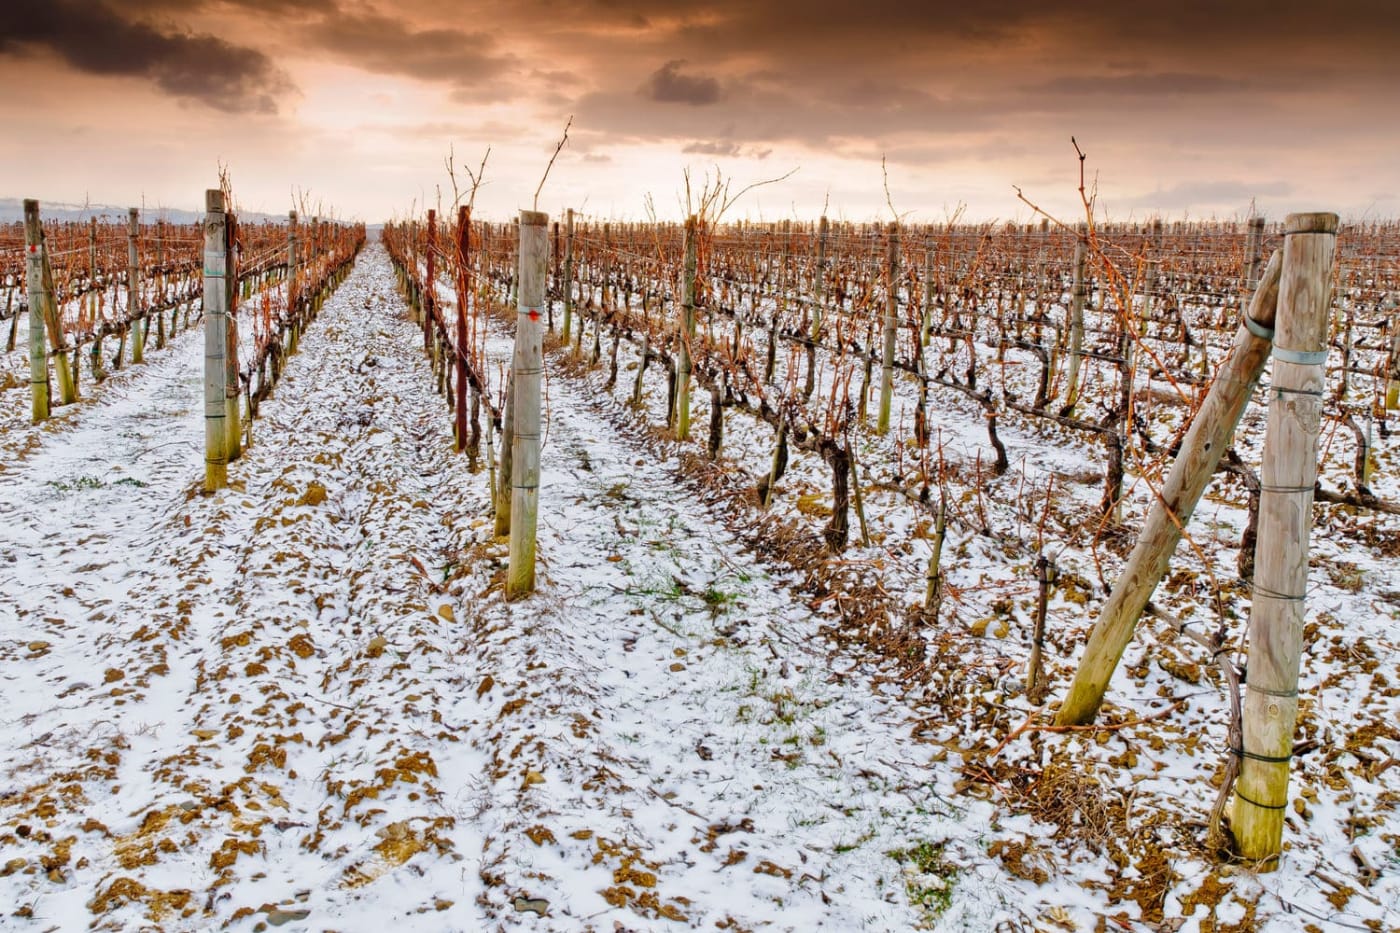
<box><xmin>2</xmin><ymin>245</ymin><xmax>1396</xmax><ymax>932</ymax></box>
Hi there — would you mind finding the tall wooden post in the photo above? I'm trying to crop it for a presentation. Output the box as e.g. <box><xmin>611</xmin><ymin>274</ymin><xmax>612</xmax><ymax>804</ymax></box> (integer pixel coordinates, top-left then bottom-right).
<box><xmin>674</xmin><ymin>216</ymin><xmax>698</xmax><ymax>440</ymax></box>
<box><xmin>22</xmin><ymin>200</ymin><xmax>51</xmax><ymax>421</ymax></box>
<box><xmin>805</xmin><ymin>215</ymin><xmax>828</xmax><ymax>399</ymax></box>
<box><xmin>454</xmin><ymin>205</ymin><xmax>471</xmax><ymax>453</ymax></box>
<box><xmin>128</xmin><ymin>208</ymin><xmax>145</xmax><ymax>364</ymax></box>
<box><xmin>288</xmin><ymin>210</ymin><xmax>299</xmax><ymax>345</ymax></box>
<box><xmin>561</xmin><ymin>209</ymin><xmax>575</xmax><ymax>344</ymax></box>
<box><xmin>1062</xmin><ymin>226</ymin><xmax>1088</xmax><ymax>414</ymax></box>
<box><xmin>877</xmin><ymin>222</ymin><xmax>899</xmax><ymax>434</ymax></box>
<box><xmin>1233</xmin><ymin>212</ymin><xmax>1338</xmax><ymax>863</ymax></box>
<box><xmin>507</xmin><ymin>210</ymin><xmax>548</xmax><ymax>599</ymax></box>
<box><xmin>1057</xmin><ymin>249</ymin><xmax>1284</xmax><ymax>725</ymax></box>
<box><xmin>225</xmin><ymin>213</ymin><xmax>242</xmax><ymax>461</ymax></box>
<box><xmin>88</xmin><ymin>217</ymin><xmax>106</xmax><ymax>381</ymax></box>
<box><xmin>204</xmin><ymin>190</ymin><xmax>230</xmax><ymax>491</ymax></box>
<box><xmin>424</xmin><ymin>209</ymin><xmax>436</xmax><ymax>354</ymax></box>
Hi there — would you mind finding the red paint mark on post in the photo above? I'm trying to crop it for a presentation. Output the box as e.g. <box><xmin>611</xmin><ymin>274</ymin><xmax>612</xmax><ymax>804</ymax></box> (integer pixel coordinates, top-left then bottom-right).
<box><xmin>527</xmin><ymin>308</ymin><xmax>541</xmax><ymax>322</ymax></box>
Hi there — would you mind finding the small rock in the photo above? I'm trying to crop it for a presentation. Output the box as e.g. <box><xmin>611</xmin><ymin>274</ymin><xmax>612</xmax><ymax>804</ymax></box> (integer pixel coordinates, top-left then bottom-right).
<box><xmin>191</xmin><ymin>730</ymin><xmax>218</xmax><ymax>741</ymax></box>
<box><xmin>437</xmin><ymin>604</ymin><xmax>455</xmax><ymax>623</ymax></box>
<box><xmin>266</xmin><ymin>907</ymin><xmax>310</xmax><ymax>926</ymax></box>
<box><xmin>513</xmin><ymin>896</ymin><xmax>548</xmax><ymax>916</ymax></box>
<box><xmin>26</xmin><ymin>641</ymin><xmax>50</xmax><ymax>652</ymax></box>
<box><xmin>522</xmin><ymin>770</ymin><xmax>545</xmax><ymax>788</ymax></box>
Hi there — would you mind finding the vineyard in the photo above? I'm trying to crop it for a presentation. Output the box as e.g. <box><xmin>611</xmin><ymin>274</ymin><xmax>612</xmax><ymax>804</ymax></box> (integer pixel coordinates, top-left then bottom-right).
<box><xmin>0</xmin><ymin>181</ymin><xmax>1397</xmax><ymax>932</ymax></box>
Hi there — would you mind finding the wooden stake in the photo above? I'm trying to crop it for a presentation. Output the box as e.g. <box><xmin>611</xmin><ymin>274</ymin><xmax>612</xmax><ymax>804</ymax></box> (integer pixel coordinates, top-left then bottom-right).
<box><xmin>1233</xmin><ymin>211</ymin><xmax>1339</xmax><ymax>864</ymax></box>
<box><xmin>128</xmin><ymin>208</ymin><xmax>145</xmax><ymax>365</ymax></box>
<box><xmin>22</xmin><ymin>200</ymin><xmax>51</xmax><ymax>421</ymax></box>
<box><xmin>561</xmin><ymin>209</ymin><xmax>575</xmax><ymax>344</ymax></box>
<box><xmin>225</xmin><ymin>213</ymin><xmax>242</xmax><ymax>461</ymax></box>
<box><xmin>1056</xmin><ymin>249</ymin><xmax>1284</xmax><ymax>725</ymax></box>
<box><xmin>675</xmin><ymin>216</ymin><xmax>698</xmax><ymax>440</ymax></box>
<box><xmin>1062</xmin><ymin>227</ymin><xmax>1088</xmax><ymax>414</ymax></box>
<box><xmin>507</xmin><ymin>209</ymin><xmax>548</xmax><ymax>599</ymax></box>
<box><xmin>204</xmin><ymin>190</ymin><xmax>230</xmax><ymax>491</ymax></box>
<box><xmin>877</xmin><ymin>222</ymin><xmax>899</xmax><ymax>434</ymax></box>
<box><xmin>805</xmin><ymin>216</ymin><xmax>828</xmax><ymax>399</ymax></box>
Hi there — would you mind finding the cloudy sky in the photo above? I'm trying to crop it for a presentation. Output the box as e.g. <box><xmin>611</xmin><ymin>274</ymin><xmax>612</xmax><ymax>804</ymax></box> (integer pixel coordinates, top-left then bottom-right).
<box><xmin>3</xmin><ymin>0</ymin><xmax>1397</xmax><ymax>223</ymax></box>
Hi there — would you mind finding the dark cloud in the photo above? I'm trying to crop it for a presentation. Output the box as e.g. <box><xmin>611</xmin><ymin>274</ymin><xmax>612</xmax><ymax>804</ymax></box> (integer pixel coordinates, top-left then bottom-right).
<box><xmin>4</xmin><ymin>0</ymin><xmax>291</xmax><ymax>113</ymax></box>
<box><xmin>642</xmin><ymin>60</ymin><xmax>721</xmax><ymax>105</ymax></box>
<box><xmin>311</xmin><ymin>10</ymin><xmax>518</xmax><ymax>100</ymax></box>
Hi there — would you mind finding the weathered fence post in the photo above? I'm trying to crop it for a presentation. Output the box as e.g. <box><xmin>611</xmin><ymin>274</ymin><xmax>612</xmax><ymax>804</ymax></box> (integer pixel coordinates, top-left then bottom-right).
<box><xmin>1233</xmin><ymin>212</ymin><xmax>1338</xmax><ymax>863</ymax></box>
<box><xmin>1062</xmin><ymin>225</ymin><xmax>1088</xmax><ymax>414</ymax></box>
<box><xmin>88</xmin><ymin>217</ymin><xmax>106</xmax><ymax>381</ymax></box>
<box><xmin>805</xmin><ymin>215</ymin><xmax>828</xmax><ymax>399</ymax></box>
<box><xmin>22</xmin><ymin>200</ymin><xmax>51</xmax><ymax>421</ymax></box>
<box><xmin>225</xmin><ymin>212</ymin><xmax>242</xmax><ymax>462</ymax></box>
<box><xmin>877</xmin><ymin>221</ymin><xmax>899</xmax><ymax>434</ymax></box>
<box><xmin>128</xmin><ymin>208</ymin><xmax>145</xmax><ymax>364</ymax></box>
<box><xmin>507</xmin><ymin>209</ymin><xmax>548</xmax><ymax>599</ymax></box>
<box><xmin>204</xmin><ymin>190</ymin><xmax>230</xmax><ymax>491</ymax></box>
<box><xmin>674</xmin><ymin>215</ymin><xmax>698</xmax><ymax>440</ymax></box>
<box><xmin>287</xmin><ymin>210</ymin><xmax>299</xmax><ymax>351</ymax></box>
<box><xmin>561</xmin><ymin>208</ymin><xmax>575</xmax><ymax>344</ymax></box>
<box><xmin>455</xmin><ymin>205</ymin><xmax>471</xmax><ymax>453</ymax></box>
<box><xmin>1056</xmin><ymin>249</ymin><xmax>1285</xmax><ymax>725</ymax></box>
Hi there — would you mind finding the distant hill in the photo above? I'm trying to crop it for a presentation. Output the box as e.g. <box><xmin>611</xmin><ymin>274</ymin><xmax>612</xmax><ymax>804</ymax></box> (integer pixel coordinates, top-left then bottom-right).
<box><xmin>0</xmin><ymin>198</ymin><xmax>286</xmax><ymax>226</ymax></box>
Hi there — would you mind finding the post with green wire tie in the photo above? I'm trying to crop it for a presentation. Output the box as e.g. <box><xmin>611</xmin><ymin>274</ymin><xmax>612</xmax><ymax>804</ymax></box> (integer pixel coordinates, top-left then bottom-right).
<box><xmin>203</xmin><ymin>190</ymin><xmax>230</xmax><ymax>492</ymax></box>
<box><xmin>1233</xmin><ymin>212</ymin><xmax>1339</xmax><ymax>865</ymax></box>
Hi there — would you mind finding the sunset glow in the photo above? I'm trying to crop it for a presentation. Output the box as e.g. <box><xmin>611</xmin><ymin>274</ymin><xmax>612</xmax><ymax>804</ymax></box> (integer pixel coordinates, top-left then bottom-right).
<box><xmin>5</xmin><ymin>1</ymin><xmax>1398</xmax><ymax>221</ymax></box>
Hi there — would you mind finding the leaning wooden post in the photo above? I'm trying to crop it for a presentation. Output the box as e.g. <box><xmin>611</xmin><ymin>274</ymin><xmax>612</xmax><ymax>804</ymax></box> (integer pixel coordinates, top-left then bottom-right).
<box><xmin>1056</xmin><ymin>248</ymin><xmax>1284</xmax><ymax>725</ymax></box>
<box><xmin>22</xmin><ymin>200</ymin><xmax>51</xmax><ymax>421</ymax></box>
<box><xmin>203</xmin><ymin>190</ymin><xmax>230</xmax><ymax>491</ymax></box>
<box><xmin>1233</xmin><ymin>212</ymin><xmax>1338</xmax><ymax>863</ymax></box>
<box><xmin>561</xmin><ymin>208</ymin><xmax>575</xmax><ymax>344</ymax></box>
<box><xmin>507</xmin><ymin>209</ymin><xmax>548</xmax><ymax>599</ymax></box>
<box><xmin>877</xmin><ymin>221</ymin><xmax>899</xmax><ymax>434</ymax></box>
<box><xmin>674</xmin><ymin>216</ymin><xmax>698</xmax><ymax>440</ymax></box>
<box><xmin>128</xmin><ymin>208</ymin><xmax>145</xmax><ymax>364</ymax></box>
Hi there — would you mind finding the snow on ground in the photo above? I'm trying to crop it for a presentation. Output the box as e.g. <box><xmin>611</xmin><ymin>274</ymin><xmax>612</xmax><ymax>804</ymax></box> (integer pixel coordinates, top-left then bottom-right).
<box><xmin>2</xmin><ymin>244</ymin><xmax>1396</xmax><ymax>932</ymax></box>
<box><xmin>0</xmin><ymin>245</ymin><xmax>1030</xmax><ymax>931</ymax></box>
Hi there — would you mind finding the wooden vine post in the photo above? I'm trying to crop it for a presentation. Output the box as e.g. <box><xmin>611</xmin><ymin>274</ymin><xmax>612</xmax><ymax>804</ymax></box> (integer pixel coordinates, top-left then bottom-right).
<box><xmin>22</xmin><ymin>200</ymin><xmax>52</xmax><ymax>421</ymax></box>
<box><xmin>424</xmin><ymin>209</ymin><xmax>436</xmax><ymax>354</ymax></box>
<box><xmin>877</xmin><ymin>221</ymin><xmax>899</xmax><ymax>434</ymax></box>
<box><xmin>455</xmin><ymin>205</ymin><xmax>470</xmax><ymax>453</ymax></box>
<box><xmin>561</xmin><ymin>208</ymin><xmax>575</xmax><ymax>344</ymax></box>
<box><xmin>507</xmin><ymin>209</ymin><xmax>548</xmax><ymax>599</ymax></box>
<box><xmin>203</xmin><ymin>189</ymin><xmax>230</xmax><ymax>491</ymax></box>
<box><xmin>225</xmin><ymin>212</ymin><xmax>242</xmax><ymax>461</ymax></box>
<box><xmin>1233</xmin><ymin>212</ymin><xmax>1338</xmax><ymax>863</ymax></box>
<box><xmin>674</xmin><ymin>215</ymin><xmax>698</xmax><ymax>440</ymax></box>
<box><xmin>1056</xmin><ymin>248</ymin><xmax>1285</xmax><ymax>725</ymax></box>
<box><xmin>1062</xmin><ymin>225</ymin><xmax>1088</xmax><ymax>414</ymax></box>
<box><xmin>805</xmin><ymin>215</ymin><xmax>828</xmax><ymax>399</ymax></box>
<box><xmin>129</xmin><ymin>208</ymin><xmax>145</xmax><ymax>365</ymax></box>
<box><xmin>287</xmin><ymin>210</ymin><xmax>299</xmax><ymax>350</ymax></box>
